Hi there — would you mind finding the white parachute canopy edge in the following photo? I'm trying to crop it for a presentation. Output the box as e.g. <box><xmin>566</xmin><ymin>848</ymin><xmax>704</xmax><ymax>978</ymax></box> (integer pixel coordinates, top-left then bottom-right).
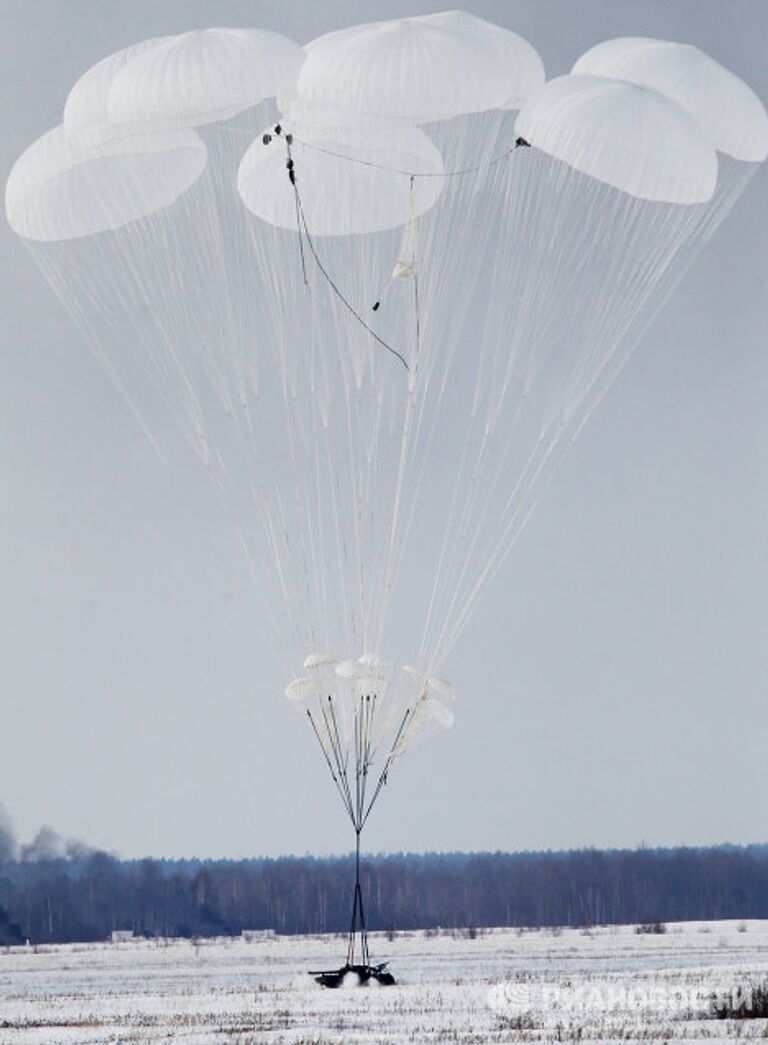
<box><xmin>5</xmin><ymin>124</ymin><xmax>207</xmax><ymax>241</ymax></box>
<box><xmin>573</xmin><ymin>37</ymin><xmax>768</xmax><ymax>162</ymax></box>
<box><xmin>515</xmin><ymin>74</ymin><xmax>718</xmax><ymax>203</ymax></box>
<box><xmin>298</xmin><ymin>10</ymin><xmax>545</xmax><ymax>123</ymax></box>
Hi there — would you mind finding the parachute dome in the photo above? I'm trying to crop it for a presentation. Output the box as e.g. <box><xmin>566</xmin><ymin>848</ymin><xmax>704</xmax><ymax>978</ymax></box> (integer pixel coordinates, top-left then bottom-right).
<box><xmin>515</xmin><ymin>74</ymin><xmax>718</xmax><ymax>203</ymax></box>
<box><xmin>63</xmin><ymin>37</ymin><xmax>174</xmax><ymax>147</ymax></box>
<box><xmin>573</xmin><ymin>37</ymin><xmax>768</xmax><ymax>162</ymax></box>
<box><xmin>238</xmin><ymin>125</ymin><xmax>444</xmax><ymax>236</ymax></box>
<box><xmin>107</xmin><ymin>28</ymin><xmax>304</xmax><ymax>129</ymax></box>
<box><xmin>5</xmin><ymin>124</ymin><xmax>206</xmax><ymax>241</ymax></box>
<box><xmin>298</xmin><ymin>11</ymin><xmax>545</xmax><ymax>123</ymax></box>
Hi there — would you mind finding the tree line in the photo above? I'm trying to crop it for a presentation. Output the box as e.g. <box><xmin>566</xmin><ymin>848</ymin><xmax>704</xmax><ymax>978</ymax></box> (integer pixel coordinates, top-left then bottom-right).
<box><xmin>0</xmin><ymin>844</ymin><xmax>766</xmax><ymax>945</ymax></box>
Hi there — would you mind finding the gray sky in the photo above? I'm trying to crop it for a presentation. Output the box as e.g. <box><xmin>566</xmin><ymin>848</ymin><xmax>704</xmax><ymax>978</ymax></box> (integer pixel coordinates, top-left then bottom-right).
<box><xmin>1</xmin><ymin>0</ymin><xmax>766</xmax><ymax>861</ymax></box>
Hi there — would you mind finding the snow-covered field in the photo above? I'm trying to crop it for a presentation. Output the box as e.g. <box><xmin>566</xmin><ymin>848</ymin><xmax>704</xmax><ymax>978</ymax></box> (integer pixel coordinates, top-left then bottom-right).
<box><xmin>1</xmin><ymin>920</ymin><xmax>767</xmax><ymax>1043</ymax></box>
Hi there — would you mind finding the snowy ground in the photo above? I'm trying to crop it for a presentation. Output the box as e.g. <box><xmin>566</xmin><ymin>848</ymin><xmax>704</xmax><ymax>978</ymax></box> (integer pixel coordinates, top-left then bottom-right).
<box><xmin>1</xmin><ymin>920</ymin><xmax>767</xmax><ymax>1043</ymax></box>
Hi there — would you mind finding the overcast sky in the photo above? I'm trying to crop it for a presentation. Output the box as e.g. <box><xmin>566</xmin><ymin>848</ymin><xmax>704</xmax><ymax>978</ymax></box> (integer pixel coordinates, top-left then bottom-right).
<box><xmin>1</xmin><ymin>0</ymin><xmax>766</xmax><ymax>861</ymax></box>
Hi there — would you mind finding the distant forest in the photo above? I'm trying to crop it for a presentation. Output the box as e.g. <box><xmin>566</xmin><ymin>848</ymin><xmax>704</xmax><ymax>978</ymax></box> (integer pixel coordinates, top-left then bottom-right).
<box><xmin>1</xmin><ymin>843</ymin><xmax>767</xmax><ymax>945</ymax></box>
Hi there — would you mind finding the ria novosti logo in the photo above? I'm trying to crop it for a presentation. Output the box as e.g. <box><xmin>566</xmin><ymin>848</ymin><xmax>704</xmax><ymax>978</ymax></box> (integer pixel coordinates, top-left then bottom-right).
<box><xmin>487</xmin><ymin>978</ymin><xmax>726</xmax><ymax>1017</ymax></box>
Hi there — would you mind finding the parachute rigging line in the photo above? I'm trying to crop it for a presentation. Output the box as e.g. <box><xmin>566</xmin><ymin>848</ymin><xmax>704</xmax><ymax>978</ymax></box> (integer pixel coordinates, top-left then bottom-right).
<box><xmin>293</xmin><ymin>135</ymin><xmax>532</xmax><ymax>179</ymax></box>
<box><xmin>270</xmin><ymin>129</ymin><xmax>411</xmax><ymax>373</ymax></box>
<box><xmin>284</xmin><ymin>133</ymin><xmax>308</xmax><ymax>286</ymax></box>
<box><xmin>362</xmin><ymin>708</ymin><xmax>412</xmax><ymax>829</ymax></box>
<box><xmin>306</xmin><ymin>707</ymin><xmax>354</xmax><ymax>820</ymax></box>
<box><xmin>265</xmin><ymin>130</ymin><xmax>532</xmax><ymax>373</ymax></box>
<box><xmin>296</xmin><ymin>190</ymin><xmax>411</xmax><ymax>372</ymax></box>
<box><xmin>303</xmin><ymin>687</ymin><xmax>413</xmax><ymax>835</ymax></box>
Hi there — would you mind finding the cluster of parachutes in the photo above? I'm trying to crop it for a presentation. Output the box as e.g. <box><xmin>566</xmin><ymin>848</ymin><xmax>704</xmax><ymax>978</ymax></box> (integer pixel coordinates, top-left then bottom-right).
<box><xmin>6</xmin><ymin>13</ymin><xmax>767</xmax><ymax>815</ymax></box>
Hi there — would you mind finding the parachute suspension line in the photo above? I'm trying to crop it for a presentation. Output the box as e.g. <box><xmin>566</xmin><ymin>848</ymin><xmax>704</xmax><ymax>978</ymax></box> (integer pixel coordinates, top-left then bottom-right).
<box><xmin>370</xmin><ymin>173</ymin><xmax>424</xmax><ymax>651</ymax></box>
<box><xmin>312</xmin><ymin>446</ymin><xmax>330</xmax><ymax>650</ymax></box>
<box><xmin>294</xmin><ymin>191</ymin><xmax>410</xmax><ymax>371</ymax></box>
<box><xmin>354</xmin><ymin>694</ymin><xmax>375</xmax><ymax>827</ymax></box>
<box><xmin>430</xmin><ymin>433</ymin><xmax>560</xmax><ymax>668</ymax></box>
<box><xmin>255</xmin><ymin>245</ymin><xmax>338</xmax><ymax>661</ymax></box>
<box><xmin>419</xmin><ymin>174</ymin><xmax>605</xmax><ymax>665</ymax></box>
<box><xmin>269</xmin><ymin>128</ymin><xmax>410</xmax><ymax>373</ymax></box>
<box><xmin>245</xmin><ymin>118</ymin><xmax>537</xmax><ymax>665</ymax></box>
<box><xmin>234</xmin><ymin>526</ymin><xmax>294</xmax><ymax>682</ymax></box>
<box><xmin>419</xmin><ymin>161</ymin><xmax>755</xmax><ymax>671</ymax></box>
<box><xmin>439</xmin><ymin>167</ymin><xmax>757</xmax><ymax>668</ymax></box>
<box><xmin>362</xmin><ymin>708</ymin><xmax>411</xmax><ymax>829</ymax></box>
<box><xmin>566</xmin><ymin>161</ymin><xmax>757</xmax><ymax>454</ymax></box>
<box><xmin>306</xmin><ymin>707</ymin><xmax>354</xmax><ymax>822</ymax></box>
<box><xmin>372</xmin><ymin>132</ymin><xmax>532</xmax><ymax>657</ymax></box>
<box><xmin>304</xmin><ymin>686</ymin><xmax>404</xmax><ymax>967</ymax></box>
<box><xmin>324</xmin><ymin>696</ymin><xmax>355</xmax><ymax>819</ymax></box>
<box><xmin>28</xmin><ymin>248</ymin><xmax>168</xmax><ymax>464</ymax></box>
<box><xmin>413</xmin><ymin>272</ymin><xmax>421</xmax><ymax>360</ymax></box>
<box><xmin>341</xmin><ymin>363</ymin><xmax>370</xmax><ymax>653</ymax></box>
<box><xmin>414</xmin><ymin>153</ymin><xmax>570</xmax><ymax>665</ymax></box>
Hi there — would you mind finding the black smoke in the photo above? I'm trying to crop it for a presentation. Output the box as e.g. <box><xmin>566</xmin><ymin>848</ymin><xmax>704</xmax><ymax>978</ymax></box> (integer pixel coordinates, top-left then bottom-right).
<box><xmin>0</xmin><ymin>808</ymin><xmax>97</xmax><ymax>863</ymax></box>
<box><xmin>0</xmin><ymin>804</ymin><xmax>16</xmax><ymax>862</ymax></box>
<box><xmin>19</xmin><ymin>825</ymin><xmax>64</xmax><ymax>862</ymax></box>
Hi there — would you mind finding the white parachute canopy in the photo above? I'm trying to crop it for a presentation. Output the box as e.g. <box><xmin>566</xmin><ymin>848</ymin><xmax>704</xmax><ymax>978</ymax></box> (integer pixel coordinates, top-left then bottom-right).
<box><xmin>63</xmin><ymin>36</ymin><xmax>174</xmax><ymax>147</ymax></box>
<box><xmin>238</xmin><ymin>124</ymin><xmax>444</xmax><ymax>236</ymax></box>
<box><xmin>5</xmin><ymin>124</ymin><xmax>206</xmax><ymax>241</ymax></box>
<box><xmin>107</xmin><ymin>28</ymin><xmax>304</xmax><ymax>129</ymax></box>
<box><xmin>297</xmin><ymin>10</ymin><xmax>545</xmax><ymax>123</ymax></box>
<box><xmin>515</xmin><ymin>75</ymin><xmax>718</xmax><ymax>203</ymax></box>
<box><xmin>573</xmin><ymin>37</ymin><xmax>768</xmax><ymax>161</ymax></box>
<box><xmin>278</xmin><ymin>95</ymin><xmax>402</xmax><ymax>136</ymax></box>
